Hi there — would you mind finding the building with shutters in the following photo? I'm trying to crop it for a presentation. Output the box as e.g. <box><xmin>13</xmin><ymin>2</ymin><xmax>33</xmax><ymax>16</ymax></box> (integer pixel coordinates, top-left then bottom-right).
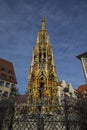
<box><xmin>0</xmin><ymin>58</ymin><xmax>17</xmax><ymax>99</ymax></box>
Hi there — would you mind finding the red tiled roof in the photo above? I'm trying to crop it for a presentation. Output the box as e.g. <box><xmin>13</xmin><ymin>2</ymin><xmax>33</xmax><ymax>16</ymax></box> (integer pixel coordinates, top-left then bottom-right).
<box><xmin>0</xmin><ymin>58</ymin><xmax>17</xmax><ymax>83</ymax></box>
<box><xmin>77</xmin><ymin>84</ymin><xmax>87</xmax><ymax>95</ymax></box>
<box><xmin>16</xmin><ymin>94</ymin><xmax>27</xmax><ymax>104</ymax></box>
<box><xmin>57</xmin><ymin>81</ymin><xmax>62</xmax><ymax>86</ymax></box>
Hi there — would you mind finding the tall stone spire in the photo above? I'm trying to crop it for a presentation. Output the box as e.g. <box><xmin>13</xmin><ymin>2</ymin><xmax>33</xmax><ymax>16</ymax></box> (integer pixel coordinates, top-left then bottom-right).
<box><xmin>36</xmin><ymin>16</ymin><xmax>50</xmax><ymax>44</ymax></box>
<box><xmin>41</xmin><ymin>16</ymin><xmax>46</xmax><ymax>30</ymax></box>
<box><xmin>27</xmin><ymin>17</ymin><xmax>59</xmax><ymax>112</ymax></box>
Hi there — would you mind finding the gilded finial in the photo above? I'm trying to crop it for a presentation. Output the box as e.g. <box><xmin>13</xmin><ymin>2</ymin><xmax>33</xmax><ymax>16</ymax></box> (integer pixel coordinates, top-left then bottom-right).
<box><xmin>41</xmin><ymin>16</ymin><xmax>46</xmax><ymax>30</ymax></box>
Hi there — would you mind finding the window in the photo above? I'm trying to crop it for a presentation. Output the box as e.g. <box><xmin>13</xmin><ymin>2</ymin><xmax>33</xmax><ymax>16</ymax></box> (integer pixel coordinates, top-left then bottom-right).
<box><xmin>39</xmin><ymin>82</ymin><xmax>44</xmax><ymax>98</ymax></box>
<box><xmin>6</xmin><ymin>82</ymin><xmax>10</xmax><ymax>88</ymax></box>
<box><xmin>1</xmin><ymin>73</ymin><xmax>6</xmax><ymax>78</ymax></box>
<box><xmin>3</xmin><ymin>91</ymin><xmax>8</xmax><ymax>97</ymax></box>
<box><xmin>0</xmin><ymin>80</ymin><xmax>4</xmax><ymax>86</ymax></box>
<box><xmin>11</xmin><ymin>83</ymin><xmax>15</xmax><ymax>88</ymax></box>
<box><xmin>39</xmin><ymin>53</ymin><xmax>41</xmax><ymax>62</ymax></box>
<box><xmin>1</xmin><ymin>67</ymin><xmax>5</xmax><ymax>72</ymax></box>
<box><xmin>9</xmin><ymin>76</ymin><xmax>14</xmax><ymax>81</ymax></box>
<box><xmin>8</xmin><ymin>70</ymin><xmax>12</xmax><ymax>74</ymax></box>
<box><xmin>44</xmin><ymin>53</ymin><xmax>46</xmax><ymax>62</ymax></box>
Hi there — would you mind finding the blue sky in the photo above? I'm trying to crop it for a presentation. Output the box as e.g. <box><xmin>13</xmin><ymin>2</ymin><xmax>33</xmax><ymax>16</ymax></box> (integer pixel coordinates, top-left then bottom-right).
<box><xmin>0</xmin><ymin>0</ymin><xmax>87</xmax><ymax>94</ymax></box>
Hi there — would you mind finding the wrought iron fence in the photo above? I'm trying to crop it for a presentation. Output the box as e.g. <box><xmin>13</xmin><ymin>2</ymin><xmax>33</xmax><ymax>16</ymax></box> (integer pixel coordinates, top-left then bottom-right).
<box><xmin>0</xmin><ymin>94</ymin><xmax>87</xmax><ymax>130</ymax></box>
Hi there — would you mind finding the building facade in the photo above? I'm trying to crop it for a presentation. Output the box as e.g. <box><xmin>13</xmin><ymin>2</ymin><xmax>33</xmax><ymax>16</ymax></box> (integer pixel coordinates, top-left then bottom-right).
<box><xmin>57</xmin><ymin>80</ymin><xmax>76</xmax><ymax>105</ymax></box>
<box><xmin>0</xmin><ymin>58</ymin><xmax>17</xmax><ymax>99</ymax></box>
<box><xmin>77</xmin><ymin>52</ymin><xmax>87</xmax><ymax>83</ymax></box>
<box><xmin>77</xmin><ymin>52</ymin><xmax>87</xmax><ymax>96</ymax></box>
